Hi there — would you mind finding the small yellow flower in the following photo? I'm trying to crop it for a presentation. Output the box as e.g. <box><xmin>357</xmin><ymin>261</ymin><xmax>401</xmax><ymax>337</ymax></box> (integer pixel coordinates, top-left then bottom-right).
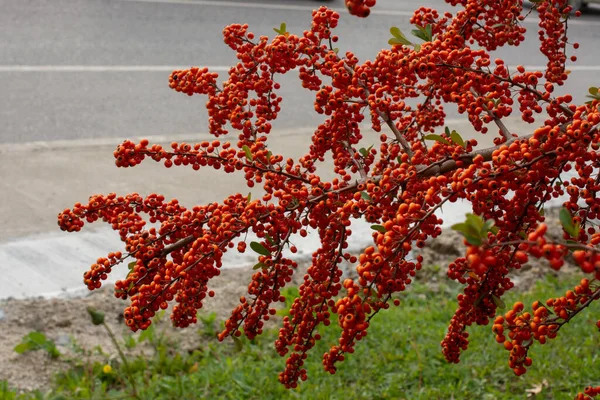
<box><xmin>102</xmin><ymin>364</ymin><xmax>113</xmax><ymax>374</ymax></box>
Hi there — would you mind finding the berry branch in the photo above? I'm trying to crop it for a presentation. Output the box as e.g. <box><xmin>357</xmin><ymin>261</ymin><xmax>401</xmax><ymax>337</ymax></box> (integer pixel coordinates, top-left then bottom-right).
<box><xmin>57</xmin><ymin>0</ymin><xmax>600</xmax><ymax>395</ymax></box>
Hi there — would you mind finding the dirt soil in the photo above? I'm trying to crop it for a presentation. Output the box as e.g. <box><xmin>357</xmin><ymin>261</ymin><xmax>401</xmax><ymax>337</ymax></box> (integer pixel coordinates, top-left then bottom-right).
<box><xmin>0</xmin><ymin>208</ymin><xmax>578</xmax><ymax>392</ymax></box>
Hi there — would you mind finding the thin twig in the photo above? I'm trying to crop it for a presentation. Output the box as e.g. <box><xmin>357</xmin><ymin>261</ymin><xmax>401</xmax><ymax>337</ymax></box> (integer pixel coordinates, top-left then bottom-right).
<box><xmin>342</xmin><ymin>63</ymin><xmax>414</xmax><ymax>157</ymax></box>
<box><xmin>470</xmin><ymin>87</ymin><xmax>512</xmax><ymax>141</ymax></box>
<box><xmin>344</xmin><ymin>141</ymin><xmax>368</xmax><ymax>180</ymax></box>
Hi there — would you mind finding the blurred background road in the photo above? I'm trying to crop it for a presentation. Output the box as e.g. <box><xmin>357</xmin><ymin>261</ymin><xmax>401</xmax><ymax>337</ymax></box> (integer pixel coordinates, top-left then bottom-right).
<box><xmin>0</xmin><ymin>0</ymin><xmax>597</xmax><ymax>298</ymax></box>
<box><xmin>1</xmin><ymin>0</ymin><xmax>600</xmax><ymax>144</ymax></box>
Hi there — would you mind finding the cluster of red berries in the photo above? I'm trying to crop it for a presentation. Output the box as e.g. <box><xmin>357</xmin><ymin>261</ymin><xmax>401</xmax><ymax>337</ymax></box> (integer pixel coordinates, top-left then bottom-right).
<box><xmin>276</xmin><ymin>221</ymin><xmax>347</xmax><ymax>387</ymax></box>
<box><xmin>577</xmin><ymin>386</ymin><xmax>600</xmax><ymax>399</ymax></box>
<box><xmin>446</xmin><ymin>0</ymin><xmax>526</xmax><ymax>51</ymax></box>
<box><xmin>536</xmin><ymin>0</ymin><xmax>579</xmax><ymax>84</ymax></box>
<box><xmin>58</xmin><ymin>0</ymin><xmax>600</xmax><ymax>394</ymax></box>
<box><xmin>410</xmin><ymin>7</ymin><xmax>450</xmax><ymax>37</ymax></box>
<box><xmin>493</xmin><ymin>278</ymin><xmax>600</xmax><ymax>376</ymax></box>
<box><xmin>442</xmin><ymin>242</ymin><xmax>514</xmax><ymax>364</ymax></box>
<box><xmin>345</xmin><ymin>0</ymin><xmax>375</xmax><ymax>18</ymax></box>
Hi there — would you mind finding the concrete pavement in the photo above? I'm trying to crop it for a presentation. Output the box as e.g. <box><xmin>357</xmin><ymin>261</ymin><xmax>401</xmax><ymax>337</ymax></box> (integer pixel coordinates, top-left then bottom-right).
<box><xmin>1</xmin><ymin>0</ymin><xmax>593</xmax><ymax>299</ymax></box>
<box><xmin>0</xmin><ymin>117</ymin><xmax>556</xmax><ymax>299</ymax></box>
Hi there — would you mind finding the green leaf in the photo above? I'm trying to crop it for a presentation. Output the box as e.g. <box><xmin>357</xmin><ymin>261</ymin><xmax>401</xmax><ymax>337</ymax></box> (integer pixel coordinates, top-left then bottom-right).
<box><xmin>250</xmin><ymin>241</ymin><xmax>270</xmax><ymax>256</ymax></box>
<box><xmin>138</xmin><ymin>325</ymin><xmax>155</xmax><ymax>343</ymax></box>
<box><xmin>232</xmin><ymin>336</ymin><xmax>243</xmax><ymax>352</ymax></box>
<box><xmin>273</xmin><ymin>22</ymin><xmax>287</xmax><ymax>35</ymax></box>
<box><xmin>559</xmin><ymin>208</ymin><xmax>580</xmax><ymax>238</ymax></box>
<box><xmin>86</xmin><ymin>307</ymin><xmax>105</xmax><ymax>326</ymax></box>
<box><xmin>242</xmin><ymin>145</ymin><xmax>253</xmax><ymax>162</ymax></box>
<box><xmin>14</xmin><ymin>343</ymin><xmax>32</xmax><ymax>354</ymax></box>
<box><xmin>371</xmin><ymin>225</ymin><xmax>386</xmax><ymax>233</ymax></box>
<box><xmin>411</xmin><ymin>25</ymin><xmax>433</xmax><ymax>42</ymax></box>
<box><xmin>463</xmin><ymin>234</ymin><xmax>483</xmax><ymax>246</ymax></box>
<box><xmin>390</xmin><ymin>26</ymin><xmax>402</xmax><ymax>38</ymax></box>
<box><xmin>491</xmin><ymin>295</ymin><xmax>506</xmax><ymax>309</ymax></box>
<box><xmin>359</xmin><ymin>145</ymin><xmax>374</xmax><ymax>157</ymax></box>
<box><xmin>451</xmin><ymin>222</ymin><xmax>471</xmax><ymax>236</ymax></box>
<box><xmin>452</xmin><ymin>214</ymin><xmax>492</xmax><ymax>246</ymax></box>
<box><xmin>451</xmin><ymin>222</ymin><xmax>483</xmax><ymax>245</ymax></box>
<box><xmin>450</xmin><ymin>130</ymin><xmax>466</xmax><ymax>148</ymax></box>
<box><xmin>445</xmin><ymin>127</ymin><xmax>451</xmax><ymax>136</ymax></box>
<box><xmin>27</xmin><ymin>332</ymin><xmax>47</xmax><ymax>345</ymax></box>
<box><xmin>126</xmin><ymin>261</ymin><xmax>136</xmax><ymax>279</ymax></box>
<box><xmin>247</xmin><ymin>192</ymin><xmax>252</xmax><ymax>203</ymax></box>
<box><xmin>253</xmin><ymin>262</ymin><xmax>268</xmax><ymax>270</ymax></box>
<box><xmin>265</xmin><ymin>233</ymin><xmax>275</xmax><ymax>245</ymax></box>
<box><xmin>482</xmin><ymin>218</ymin><xmax>496</xmax><ymax>234</ymax></box>
<box><xmin>361</xmin><ymin>191</ymin><xmax>372</xmax><ymax>201</ymax></box>
<box><xmin>465</xmin><ymin>213</ymin><xmax>485</xmax><ymax>233</ymax></box>
<box><xmin>589</xmin><ymin>87</ymin><xmax>598</xmax><ymax>96</ymax></box>
<box><xmin>413</xmin><ymin>44</ymin><xmax>421</xmax><ymax>52</ymax></box>
<box><xmin>388</xmin><ymin>27</ymin><xmax>412</xmax><ymax>46</ymax></box>
<box><xmin>425</xmin><ymin>24</ymin><xmax>433</xmax><ymax>40</ymax></box>
<box><xmin>411</xmin><ymin>28</ymin><xmax>429</xmax><ymax>42</ymax></box>
<box><xmin>423</xmin><ymin>134</ymin><xmax>451</xmax><ymax>145</ymax></box>
<box><xmin>388</xmin><ymin>37</ymin><xmax>412</xmax><ymax>46</ymax></box>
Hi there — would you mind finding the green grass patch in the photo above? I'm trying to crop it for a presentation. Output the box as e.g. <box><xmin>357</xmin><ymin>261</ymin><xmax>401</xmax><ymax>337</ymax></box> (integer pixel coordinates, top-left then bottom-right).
<box><xmin>3</xmin><ymin>274</ymin><xmax>599</xmax><ymax>399</ymax></box>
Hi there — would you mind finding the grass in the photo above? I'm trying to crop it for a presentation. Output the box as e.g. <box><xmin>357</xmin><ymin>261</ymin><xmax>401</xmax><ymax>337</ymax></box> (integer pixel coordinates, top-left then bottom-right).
<box><xmin>2</xmin><ymin>273</ymin><xmax>599</xmax><ymax>400</ymax></box>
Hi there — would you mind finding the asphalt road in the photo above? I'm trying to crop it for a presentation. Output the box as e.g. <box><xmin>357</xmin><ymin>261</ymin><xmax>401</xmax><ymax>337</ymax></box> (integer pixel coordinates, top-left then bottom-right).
<box><xmin>1</xmin><ymin>0</ymin><xmax>595</xmax><ymax>298</ymax></box>
<box><xmin>1</xmin><ymin>0</ymin><xmax>600</xmax><ymax>145</ymax></box>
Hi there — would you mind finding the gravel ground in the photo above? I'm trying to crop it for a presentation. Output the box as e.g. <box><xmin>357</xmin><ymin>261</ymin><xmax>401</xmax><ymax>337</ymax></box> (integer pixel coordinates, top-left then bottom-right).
<box><xmin>0</xmin><ymin>208</ymin><xmax>577</xmax><ymax>392</ymax></box>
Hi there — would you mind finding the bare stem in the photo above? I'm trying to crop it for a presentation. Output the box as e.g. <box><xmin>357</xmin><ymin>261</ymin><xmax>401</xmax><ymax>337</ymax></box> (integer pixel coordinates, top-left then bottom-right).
<box><xmin>103</xmin><ymin>321</ymin><xmax>139</xmax><ymax>399</ymax></box>
<box><xmin>344</xmin><ymin>142</ymin><xmax>368</xmax><ymax>180</ymax></box>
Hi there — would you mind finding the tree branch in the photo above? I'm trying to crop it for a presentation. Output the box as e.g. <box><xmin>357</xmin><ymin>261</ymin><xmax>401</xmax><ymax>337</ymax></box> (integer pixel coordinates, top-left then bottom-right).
<box><xmin>470</xmin><ymin>87</ymin><xmax>512</xmax><ymax>141</ymax></box>
<box><xmin>160</xmin><ymin>235</ymin><xmax>196</xmax><ymax>257</ymax></box>
<box><xmin>437</xmin><ymin>63</ymin><xmax>575</xmax><ymax>118</ymax></box>
<box><xmin>342</xmin><ymin>63</ymin><xmax>414</xmax><ymax>158</ymax></box>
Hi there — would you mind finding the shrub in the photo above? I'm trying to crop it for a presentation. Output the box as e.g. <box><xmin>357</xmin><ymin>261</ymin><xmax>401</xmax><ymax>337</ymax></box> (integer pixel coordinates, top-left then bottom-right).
<box><xmin>58</xmin><ymin>0</ymin><xmax>600</xmax><ymax>396</ymax></box>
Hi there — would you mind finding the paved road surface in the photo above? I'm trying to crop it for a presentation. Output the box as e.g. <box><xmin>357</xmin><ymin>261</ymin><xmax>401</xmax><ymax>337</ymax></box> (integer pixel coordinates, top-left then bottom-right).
<box><xmin>1</xmin><ymin>0</ymin><xmax>600</xmax><ymax>144</ymax></box>
<box><xmin>0</xmin><ymin>0</ymin><xmax>597</xmax><ymax>298</ymax></box>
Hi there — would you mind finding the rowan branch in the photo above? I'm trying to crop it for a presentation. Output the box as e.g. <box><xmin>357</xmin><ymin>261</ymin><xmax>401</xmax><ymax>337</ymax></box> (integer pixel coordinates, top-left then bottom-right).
<box><xmin>300</xmin><ymin>133</ymin><xmax>533</xmax><ymax>208</ymax></box>
<box><xmin>160</xmin><ymin>235</ymin><xmax>195</xmax><ymax>257</ymax></box>
<box><xmin>344</xmin><ymin>141</ymin><xmax>368</xmax><ymax>180</ymax></box>
<box><xmin>470</xmin><ymin>87</ymin><xmax>512</xmax><ymax>141</ymax></box>
<box><xmin>342</xmin><ymin>63</ymin><xmax>414</xmax><ymax>158</ymax></box>
<box><xmin>437</xmin><ymin>63</ymin><xmax>575</xmax><ymax>118</ymax></box>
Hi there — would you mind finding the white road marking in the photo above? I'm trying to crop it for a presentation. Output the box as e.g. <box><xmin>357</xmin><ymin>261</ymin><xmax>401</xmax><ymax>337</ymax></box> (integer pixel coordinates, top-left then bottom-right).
<box><xmin>0</xmin><ymin>117</ymin><xmax>522</xmax><ymax>153</ymax></box>
<box><xmin>122</xmin><ymin>0</ymin><xmax>600</xmax><ymax>26</ymax></box>
<box><xmin>0</xmin><ymin>65</ymin><xmax>231</xmax><ymax>72</ymax></box>
<box><xmin>0</xmin><ymin>64</ymin><xmax>598</xmax><ymax>73</ymax></box>
<box><xmin>122</xmin><ymin>0</ymin><xmax>415</xmax><ymax>16</ymax></box>
<box><xmin>0</xmin><ymin>126</ymin><xmax>320</xmax><ymax>152</ymax></box>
